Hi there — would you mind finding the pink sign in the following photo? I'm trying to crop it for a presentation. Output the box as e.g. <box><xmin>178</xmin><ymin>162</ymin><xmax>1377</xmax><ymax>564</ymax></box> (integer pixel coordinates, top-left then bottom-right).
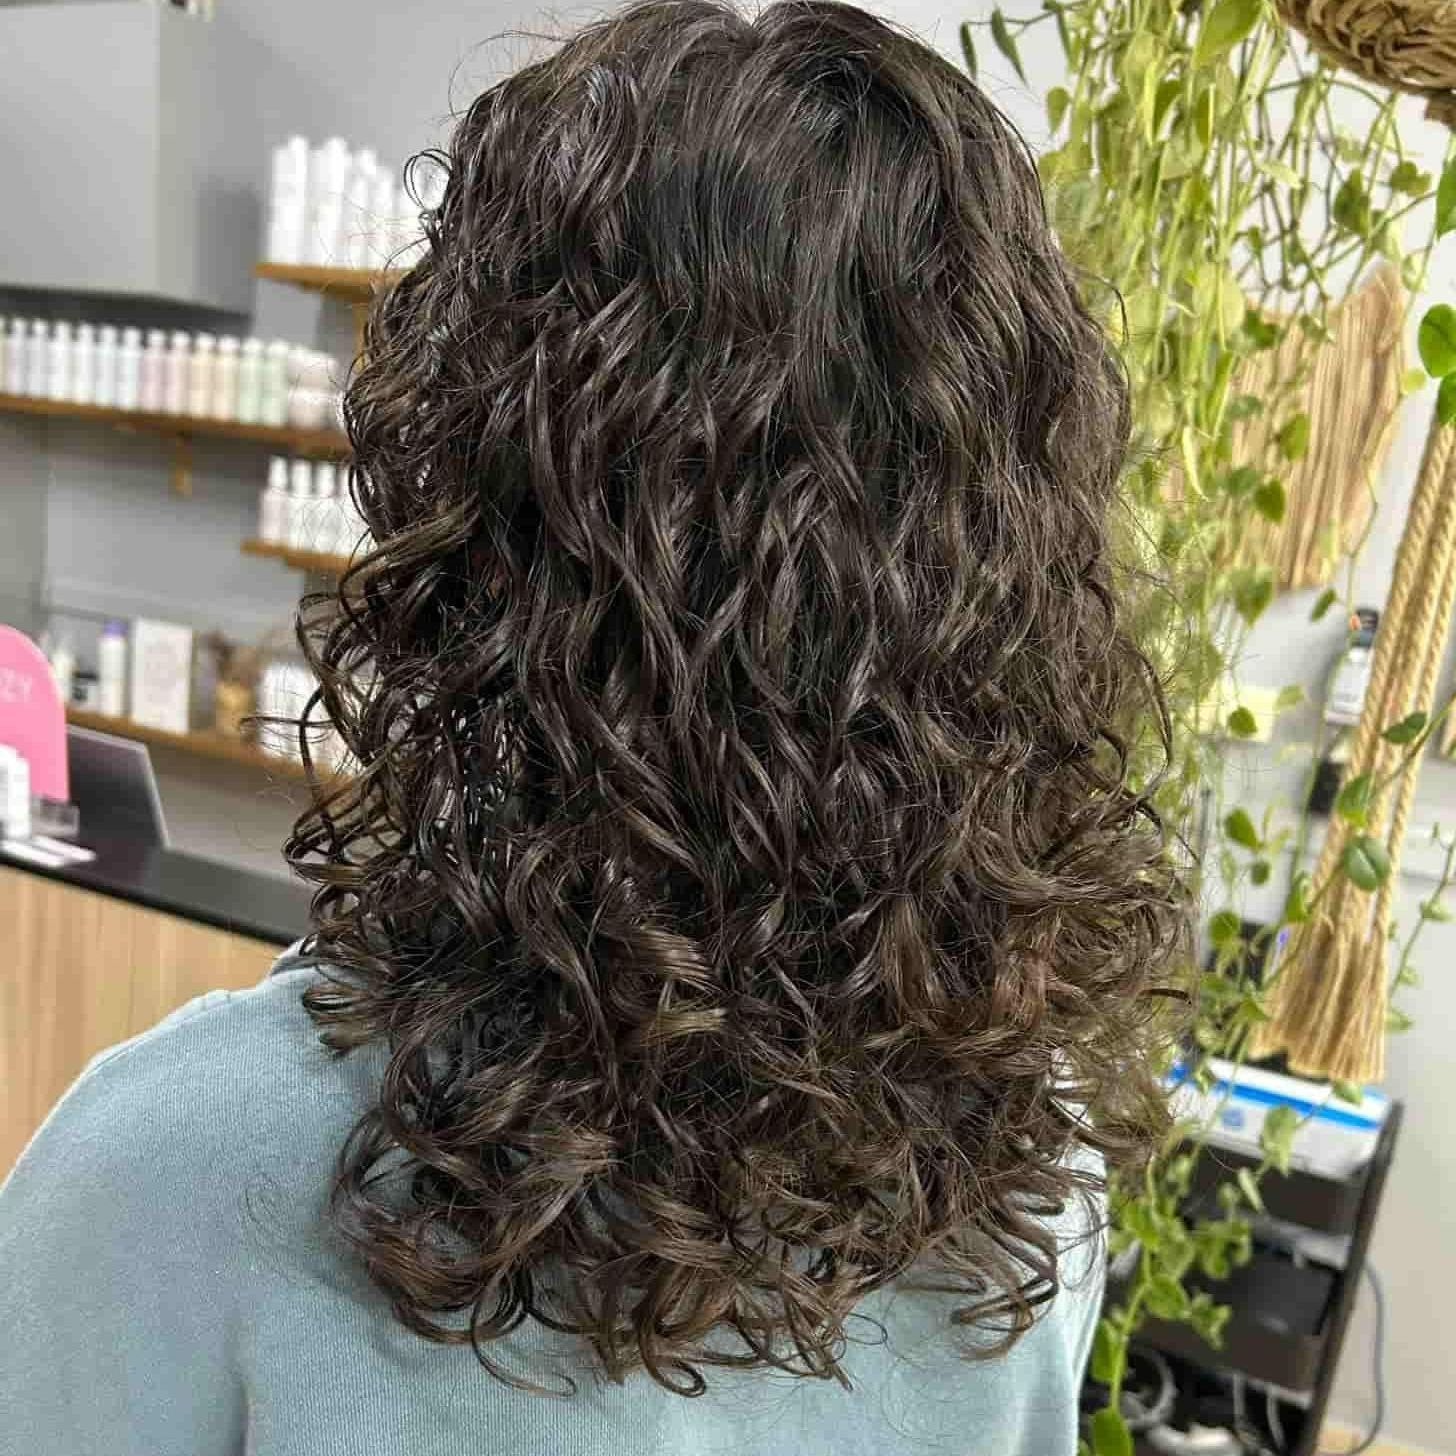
<box><xmin>0</xmin><ymin>626</ymin><xmax>68</xmax><ymax>801</ymax></box>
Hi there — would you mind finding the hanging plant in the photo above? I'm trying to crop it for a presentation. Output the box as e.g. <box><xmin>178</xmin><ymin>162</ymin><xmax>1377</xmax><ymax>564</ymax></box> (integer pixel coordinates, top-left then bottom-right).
<box><xmin>960</xmin><ymin>0</ymin><xmax>1456</xmax><ymax>1450</ymax></box>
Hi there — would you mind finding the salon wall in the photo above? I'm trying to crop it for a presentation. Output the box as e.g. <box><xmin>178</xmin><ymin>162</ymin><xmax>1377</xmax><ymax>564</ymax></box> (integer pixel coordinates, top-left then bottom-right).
<box><xmin>7</xmin><ymin>2</ymin><xmax>1452</xmax><ymax>1446</ymax></box>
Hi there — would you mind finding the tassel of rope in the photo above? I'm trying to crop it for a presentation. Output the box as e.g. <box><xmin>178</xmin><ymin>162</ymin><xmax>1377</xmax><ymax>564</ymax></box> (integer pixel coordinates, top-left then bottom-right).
<box><xmin>1254</xmin><ymin>407</ymin><xmax>1456</xmax><ymax>1081</ymax></box>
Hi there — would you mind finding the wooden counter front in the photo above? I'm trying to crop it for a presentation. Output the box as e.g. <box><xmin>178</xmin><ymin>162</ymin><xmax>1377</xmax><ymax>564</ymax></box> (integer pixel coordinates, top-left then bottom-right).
<box><xmin>0</xmin><ymin>867</ymin><xmax>278</xmax><ymax>1176</ymax></box>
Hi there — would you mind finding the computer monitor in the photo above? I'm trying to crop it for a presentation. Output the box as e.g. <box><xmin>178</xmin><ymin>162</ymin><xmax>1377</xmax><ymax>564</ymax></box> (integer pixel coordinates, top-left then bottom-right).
<box><xmin>66</xmin><ymin>725</ymin><xmax>168</xmax><ymax>850</ymax></box>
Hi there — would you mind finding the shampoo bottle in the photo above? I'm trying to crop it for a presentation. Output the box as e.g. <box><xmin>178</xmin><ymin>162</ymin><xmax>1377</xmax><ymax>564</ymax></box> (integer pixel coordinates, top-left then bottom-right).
<box><xmin>94</xmin><ymin>325</ymin><xmax>120</xmax><ymax>407</ymax></box>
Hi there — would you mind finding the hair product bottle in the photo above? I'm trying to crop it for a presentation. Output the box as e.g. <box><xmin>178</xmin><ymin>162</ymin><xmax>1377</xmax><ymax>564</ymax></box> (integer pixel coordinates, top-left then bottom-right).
<box><xmin>93</xmin><ymin>325</ymin><xmax>119</xmax><ymax>407</ymax></box>
<box><xmin>139</xmin><ymin>329</ymin><xmax>167</xmax><ymax>411</ymax></box>
<box><xmin>187</xmin><ymin>333</ymin><xmax>215</xmax><ymax>417</ymax></box>
<box><xmin>260</xmin><ymin>340</ymin><xmax>290</xmax><ymax>426</ymax></box>
<box><xmin>164</xmin><ymin>331</ymin><xmax>190</xmax><ymax>414</ymax></box>
<box><xmin>260</xmin><ymin>457</ymin><xmax>289</xmax><ymax>543</ymax></box>
<box><xmin>5</xmin><ymin>319</ymin><xmax>26</xmax><ymax>393</ymax></box>
<box><xmin>70</xmin><ymin>323</ymin><xmax>96</xmax><ymax>404</ymax></box>
<box><xmin>98</xmin><ymin>619</ymin><xmax>129</xmax><ymax>718</ymax></box>
<box><xmin>237</xmin><ymin>338</ymin><xmax>264</xmax><ymax>422</ymax></box>
<box><xmin>46</xmin><ymin>321</ymin><xmax>72</xmax><ymax>401</ymax></box>
<box><xmin>212</xmin><ymin>336</ymin><xmax>240</xmax><ymax>418</ymax></box>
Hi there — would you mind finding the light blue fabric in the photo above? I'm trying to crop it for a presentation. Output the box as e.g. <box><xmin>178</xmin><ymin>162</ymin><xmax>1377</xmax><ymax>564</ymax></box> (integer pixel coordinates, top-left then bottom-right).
<box><xmin>0</xmin><ymin>961</ymin><xmax>1104</xmax><ymax>1455</ymax></box>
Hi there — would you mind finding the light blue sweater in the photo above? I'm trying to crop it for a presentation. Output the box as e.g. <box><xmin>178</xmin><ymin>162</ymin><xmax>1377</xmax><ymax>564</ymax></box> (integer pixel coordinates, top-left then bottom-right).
<box><xmin>0</xmin><ymin>960</ymin><xmax>1103</xmax><ymax>1455</ymax></box>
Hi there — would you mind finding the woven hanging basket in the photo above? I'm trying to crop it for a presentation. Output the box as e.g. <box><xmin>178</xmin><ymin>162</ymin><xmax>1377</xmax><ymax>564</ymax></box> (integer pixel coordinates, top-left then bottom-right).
<box><xmin>1277</xmin><ymin>0</ymin><xmax>1456</xmax><ymax>124</ymax></box>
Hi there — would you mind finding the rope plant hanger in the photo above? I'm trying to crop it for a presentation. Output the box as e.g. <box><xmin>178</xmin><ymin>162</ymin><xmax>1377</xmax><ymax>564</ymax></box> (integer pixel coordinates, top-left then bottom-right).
<box><xmin>1253</xmin><ymin>5</ymin><xmax>1456</xmax><ymax>1081</ymax></box>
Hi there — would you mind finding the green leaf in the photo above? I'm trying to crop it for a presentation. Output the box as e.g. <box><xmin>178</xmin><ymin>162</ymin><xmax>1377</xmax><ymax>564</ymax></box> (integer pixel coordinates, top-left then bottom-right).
<box><xmin>1090</xmin><ymin>1406</ymin><xmax>1134</xmax><ymax>1456</ymax></box>
<box><xmin>1418</xmin><ymin>304</ymin><xmax>1456</xmax><ymax>376</ymax></box>
<box><xmin>1342</xmin><ymin>834</ymin><xmax>1391</xmax><ymax>892</ymax></box>
<box><xmin>1333</xmin><ymin>173</ymin><xmax>1371</xmax><ymax>236</ymax></box>
<box><xmin>1189</xmin><ymin>1292</ymin><xmax>1232</xmax><ymax>1347</ymax></box>
<box><xmin>1251</xmin><ymin>858</ymin><xmax>1271</xmax><ymax>885</ymax></box>
<box><xmin>1334</xmin><ymin>772</ymin><xmax>1372</xmax><ymax>827</ymax></box>
<box><xmin>1196</xmin><ymin>0</ymin><xmax>1262</xmax><ymax>59</ymax></box>
<box><xmin>1152</xmin><ymin>78</ymin><xmax>1181</xmax><ymax>137</ymax></box>
<box><xmin>1276</xmin><ymin>684</ymin><xmax>1305</xmax><ymax>712</ymax></box>
<box><xmin>1194</xmin><ymin>87</ymin><xmax>1217</xmax><ymax>148</ymax></box>
<box><xmin>1311</xmin><ymin>587</ymin><xmax>1338</xmax><ymax>621</ymax></box>
<box><xmin>1089</xmin><ymin>1319</ymin><xmax>1125</xmax><ymax>1386</ymax></box>
<box><xmin>1209</xmin><ymin>908</ymin><xmax>1242</xmax><ymax>946</ymax></box>
<box><xmin>1228</xmin><ymin>392</ymin><xmax>1264</xmax><ymax>421</ymax></box>
<box><xmin>1257</xmin><ymin>157</ymin><xmax>1301</xmax><ymax>188</ymax></box>
<box><xmin>1260</xmin><ymin>1103</ymin><xmax>1300</xmax><ymax>1174</ymax></box>
<box><xmin>1254</xmin><ymin>478</ymin><xmax>1286</xmax><ymax>524</ymax></box>
<box><xmin>1437</xmin><ymin>156</ymin><xmax>1456</xmax><ymax>237</ymax></box>
<box><xmin>1224</xmin><ymin>807</ymin><xmax>1261</xmax><ymax>850</ymax></box>
<box><xmin>1223</xmin><ymin>465</ymin><xmax>1260</xmax><ymax>497</ymax></box>
<box><xmin>989</xmin><ymin>8</ymin><xmax>1027</xmax><ymax>81</ymax></box>
<box><xmin>1277</xmin><ymin>413</ymin><xmax>1311</xmax><ymax>461</ymax></box>
<box><xmin>1233</xmin><ymin>570</ymin><xmax>1273</xmax><ymax>625</ymax></box>
<box><xmin>1421</xmin><ymin>895</ymin><xmax>1453</xmax><ymax>922</ymax></box>
<box><xmin>1439</xmin><ymin>373</ymin><xmax>1456</xmax><ymax>426</ymax></box>
<box><xmin>959</xmin><ymin>20</ymin><xmax>978</xmax><ymax>78</ymax></box>
<box><xmin>1382</xmin><ymin>711</ymin><xmax>1427</xmax><ymax>745</ymax></box>
<box><xmin>1242</xmin><ymin>310</ymin><xmax>1279</xmax><ymax>350</ymax></box>
<box><xmin>1227</xmin><ymin>706</ymin><xmax>1259</xmax><ymax>737</ymax></box>
<box><xmin>1283</xmin><ymin>872</ymin><xmax>1311</xmax><ymax>923</ymax></box>
<box><xmin>1332</xmin><ymin>1078</ymin><xmax>1364</xmax><ymax>1104</ymax></box>
<box><xmin>1046</xmin><ymin>85</ymin><xmax>1070</xmax><ymax>132</ymax></box>
<box><xmin>1389</xmin><ymin>159</ymin><xmax>1432</xmax><ymax>195</ymax></box>
<box><xmin>1145</xmin><ymin>1272</ymin><xmax>1190</xmax><ymax>1320</ymax></box>
<box><xmin>1401</xmin><ymin>366</ymin><xmax>1429</xmax><ymax>396</ymax></box>
<box><xmin>1237</xmin><ymin>1167</ymin><xmax>1264</xmax><ymax>1212</ymax></box>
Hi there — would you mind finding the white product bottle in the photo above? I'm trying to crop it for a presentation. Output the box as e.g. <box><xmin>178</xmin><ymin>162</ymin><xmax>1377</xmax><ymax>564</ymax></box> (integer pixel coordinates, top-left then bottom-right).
<box><xmin>368</xmin><ymin>171</ymin><xmax>397</xmax><ymax>269</ymax></box>
<box><xmin>115</xmin><ymin>327</ymin><xmax>143</xmax><ymax>409</ymax></box>
<box><xmin>266</xmin><ymin>136</ymin><xmax>310</xmax><ymax>264</ymax></box>
<box><xmin>93</xmin><ymin>325</ymin><xmax>120</xmax><ymax>407</ymax></box>
<box><xmin>0</xmin><ymin>746</ymin><xmax>32</xmax><ymax>842</ymax></box>
<box><xmin>261</xmin><ymin>340</ymin><xmax>290</xmax><ymax>426</ymax></box>
<box><xmin>211</xmin><ymin>335</ymin><xmax>240</xmax><ymax>418</ymax></box>
<box><xmin>4</xmin><ymin>319</ymin><xmax>25</xmax><ymax>394</ymax></box>
<box><xmin>260</xmin><ymin>457</ymin><xmax>289</xmax><ymax>543</ymax></box>
<box><xmin>188</xmin><ymin>333</ymin><xmax>215</xmax><ymax>416</ymax></box>
<box><xmin>25</xmin><ymin>321</ymin><xmax>49</xmax><ymax>396</ymax></box>
<box><xmin>343</xmin><ymin>148</ymin><xmax>378</xmax><ymax>269</ymax></box>
<box><xmin>46</xmin><ymin>321</ymin><xmax>73</xmax><ymax>401</ymax></box>
<box><xmin>48</xmin><ymin>635</ymin><xmax>76</xmax><ymax>704</ymax></box>
<box><xmin>236</xmin><ymin>338</ymin><xmax>264</xmax><ymax>422</ymax></box>
<box><xmin>307</xmin><ymin>138</ymin><xmax>351</xmax><ymax>266</ymax></box>
<box><xmin>139</xmin><ymin>329</ymin><xmax>167</xmax><ymax>411</ymax></box>
<box><xmin>312</xmin><ymin>462</ymin><xmax>339</xmax><ymax>555</ymax></box>
<box><xmin>98</xmin><ymin>619</ymin><xmax>129</xmax><ymax>718</ymax></box>
<box><xmin>164</xmin><ymin>331</ymin><xmax>191</xmax><ymax>414</ymax></box>
<box><xmin>70</xmin><ymin>323</ymin><xmax>96</xmax><ymax>404</ymax></box>
<box><xmin>286</xmin><ymin>459</ymin><xmax>314</xmax><ymax>550</ymax></box>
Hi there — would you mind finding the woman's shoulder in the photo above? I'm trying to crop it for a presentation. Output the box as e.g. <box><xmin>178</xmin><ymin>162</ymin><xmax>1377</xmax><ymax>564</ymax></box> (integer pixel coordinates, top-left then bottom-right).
<box><xmin>7</xmin><ymin>957</ymin><xmax>375</xmax><ymax>1206</ymax></box>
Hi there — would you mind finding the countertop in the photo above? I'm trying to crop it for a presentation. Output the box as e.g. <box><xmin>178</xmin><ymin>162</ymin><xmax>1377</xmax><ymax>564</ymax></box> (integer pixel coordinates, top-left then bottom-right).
<box><xmin>0</xmin><ymin>828</ymin><xmax>311</xmax><ymax>946</ymax></box>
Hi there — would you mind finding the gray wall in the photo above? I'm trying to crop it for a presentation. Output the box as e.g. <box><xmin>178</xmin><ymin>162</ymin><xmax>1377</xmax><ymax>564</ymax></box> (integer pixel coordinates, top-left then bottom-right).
<box><xmin>2</xmin><ymin>1</ymin><xmax>1452</xmax><ymax>1448</ymax></box>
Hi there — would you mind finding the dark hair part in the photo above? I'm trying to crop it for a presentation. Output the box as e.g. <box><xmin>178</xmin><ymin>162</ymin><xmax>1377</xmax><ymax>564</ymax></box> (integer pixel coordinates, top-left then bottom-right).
<box><xmin>286</xmin><ymin>0</ymin><xmax>1183</xmax><ymax>1397</ymax></box>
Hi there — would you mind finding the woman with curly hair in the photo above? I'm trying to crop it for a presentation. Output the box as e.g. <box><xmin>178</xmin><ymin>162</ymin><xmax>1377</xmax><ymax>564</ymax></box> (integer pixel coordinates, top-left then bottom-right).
<box><xmin>0</xmin><ymin>2</ymin><xmax>1182</xmax><ymax>1452</ymax></box>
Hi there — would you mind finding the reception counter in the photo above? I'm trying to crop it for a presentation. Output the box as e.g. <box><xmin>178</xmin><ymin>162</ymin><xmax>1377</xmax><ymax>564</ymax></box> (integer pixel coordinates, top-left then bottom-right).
<box><xmin>1</xmin><ymin>832</ymin><xmax>311</xmax><ymax>1175</ymax></box>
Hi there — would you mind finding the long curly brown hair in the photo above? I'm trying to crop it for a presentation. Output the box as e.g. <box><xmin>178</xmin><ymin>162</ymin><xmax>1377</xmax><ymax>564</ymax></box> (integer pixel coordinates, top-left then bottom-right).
<box><xmin>285</xmin><ymin>0</ymin><xmax>1184</xmax><ymax>1398</ymax></box>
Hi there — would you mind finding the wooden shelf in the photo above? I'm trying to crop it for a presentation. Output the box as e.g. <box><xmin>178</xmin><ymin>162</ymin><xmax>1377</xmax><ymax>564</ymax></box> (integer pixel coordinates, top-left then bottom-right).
<box><xmin>0</xmin><ymin>392</ymin><xmax>349</xmax><ymax>458</ymax></box>
<box><xmin>241</xmin><ymin>537</ymin><xmax>352</xmax><ymax>575</ymax></box>
<box><xmin>255</xmin><ymin>262</ymin><xmax>404</xmax><ymax>304</ymax></box>
<box><xmin>66</xmin><ymin>706</ymin><xmax>309</xmax><ymax>781</ymax></box>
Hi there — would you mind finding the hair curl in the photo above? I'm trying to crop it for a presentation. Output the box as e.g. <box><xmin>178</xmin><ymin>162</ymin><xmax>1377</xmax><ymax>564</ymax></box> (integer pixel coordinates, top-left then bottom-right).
<box><xmin>286</xmin><ymin>0</ymin><xmax>1184</xmax><ymax>1398</ymax></box>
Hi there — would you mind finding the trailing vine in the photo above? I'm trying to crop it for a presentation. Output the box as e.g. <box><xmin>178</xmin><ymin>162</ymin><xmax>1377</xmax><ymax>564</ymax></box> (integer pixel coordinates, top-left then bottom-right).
<box><xmin>961</xmin><ymin>1</ymin><xmax>1456</xmax><ymax>1449</ymax></box>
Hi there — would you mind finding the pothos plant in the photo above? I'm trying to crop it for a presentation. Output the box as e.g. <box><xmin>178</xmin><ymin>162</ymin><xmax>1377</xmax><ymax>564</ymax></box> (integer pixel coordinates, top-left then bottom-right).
<box><xmin>960</xmin><ymin>1</ymin><xmax>1456</xmax><ymax>1451</ymax></box>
